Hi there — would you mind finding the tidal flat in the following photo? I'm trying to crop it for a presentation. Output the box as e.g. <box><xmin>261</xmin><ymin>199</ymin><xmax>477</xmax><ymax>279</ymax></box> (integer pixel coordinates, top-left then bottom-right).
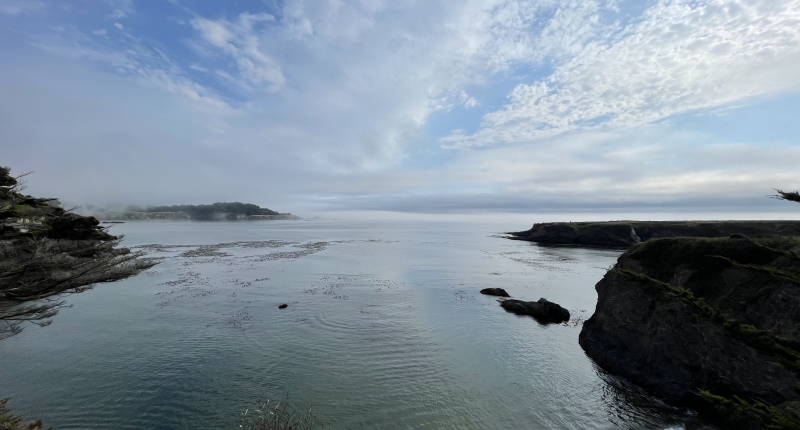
<box><xmin>0</xmin><ymin>219</ymin><xmax>715</xmax><ymax>429</ymax></box>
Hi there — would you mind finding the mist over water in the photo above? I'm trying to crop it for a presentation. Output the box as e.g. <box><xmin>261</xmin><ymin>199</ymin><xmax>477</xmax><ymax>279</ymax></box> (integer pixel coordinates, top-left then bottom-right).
<box><xmin>0</xmin><ymin>220</ymin><xmax>708</xmax><ymax>429</ymax></box>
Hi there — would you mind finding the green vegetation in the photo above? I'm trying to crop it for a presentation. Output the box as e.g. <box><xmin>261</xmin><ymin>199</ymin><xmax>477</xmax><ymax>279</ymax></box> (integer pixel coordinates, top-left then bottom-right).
<box><xmin>0</xmin><ymin>399</ymin><xmax>48</xmax><ymax>430</ymax></box>
<box><xmin>707</xmin><ymin>255</ymin><xmax>800</xmax><ymax>287</ymax></box>
<box><xmin>697</xmin><ymin>391</ymin><xmax>800</xmax><ymax>430</ymax></box>
<box><xmin>0</xmin><ymin>166</ymin><xmax>157</xmax><ymax>339</ymax></box>
<box><xmin>1</xmin><ymin>167</ymin><xmax>112</xmax><ymax>241</ymax></box>
<box><xmin>613</xmin><ymin>267</ymin><xmax>800</xmax><ymax>374</ymax></box>
<box><xmin>624</xmin><ymin>236</ymin><xmax>800</xmax><ymax>284</ymax></box>
<box><xmin>728</xmin><ymin>234</ymin><xmax>800</xmax><ymax>262</ymax></box>
<box><xmin>141</xmin><ymin>202</ymin><xmax>279</xmax><ymax>220</ymax></box>
<box><xmin>772</xmin><ymin>189</ymin><xmax>800</xmax><ymax>204</ymax></box>
<box><xmin>239</xmin><ymin>398</ymin><xmax>322</xmax><ymax>430</ymax></box>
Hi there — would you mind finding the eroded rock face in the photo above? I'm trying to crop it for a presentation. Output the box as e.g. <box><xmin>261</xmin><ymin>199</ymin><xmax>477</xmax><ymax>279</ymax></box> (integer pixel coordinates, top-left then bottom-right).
<box><xmin>480</xmin><ymin>288</ymin><xmax>510</xmax><ymax>297</ymax></box>
<box><xmin>579</xmin><ymin>236</ymin><xmax>800</xmax><ymax>427</ymax></box>
<box><xmin>500</xmin><ymin>298</ymin><xmax>570</xmax><ymax>324</ymax></box>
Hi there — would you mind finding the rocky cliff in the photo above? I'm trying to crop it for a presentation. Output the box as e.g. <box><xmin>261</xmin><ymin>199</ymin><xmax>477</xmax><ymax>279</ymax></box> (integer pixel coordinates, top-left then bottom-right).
<box><xmin>579</xmin><ymin>235</ymin><xmax>800</xmax><ymax>429</ymax></box>
<box><xmin>509</xmin><ymin>221</ymin><xmax>800</xmax><ymax>248</ymax></box>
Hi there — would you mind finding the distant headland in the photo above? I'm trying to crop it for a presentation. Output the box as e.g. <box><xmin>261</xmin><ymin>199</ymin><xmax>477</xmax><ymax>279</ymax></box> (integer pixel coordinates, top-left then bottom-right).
<box><xmin>508</xmin><ymin>220</ymin><xmax>800</xmax><ymax>248</ymax></box>
<box><xmin>97</xmin><ymin>202</ymin><xmax>301</xmax><ymax>221</ymax></box>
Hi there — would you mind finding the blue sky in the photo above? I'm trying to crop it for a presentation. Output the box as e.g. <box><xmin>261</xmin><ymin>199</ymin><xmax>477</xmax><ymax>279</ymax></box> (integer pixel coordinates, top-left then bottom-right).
<box><xmin>2</xmin><ymin>0</ymin><xmax>800</xmax><ymax>216</ymax></box>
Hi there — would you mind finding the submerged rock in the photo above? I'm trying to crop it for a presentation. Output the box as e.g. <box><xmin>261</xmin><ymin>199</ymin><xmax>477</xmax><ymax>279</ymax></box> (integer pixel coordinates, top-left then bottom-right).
<box><xmin>500</xmin><ymin>298</ymin><xmax>570</xmax><ymax>324</ymax></box>
<box><xmin>579</xmin><ymin>235</ymin><xmax>800</xmax><ymax>429</ymax></box>
<box><xmin>278</xmin><ymin>304</ymin><xmax>288</xmax><ymax>309</ymax></box>
<box><xmin>480</xmin><ymin>288</ymin><xmax>510</xmax><ymax>297</ymax></box>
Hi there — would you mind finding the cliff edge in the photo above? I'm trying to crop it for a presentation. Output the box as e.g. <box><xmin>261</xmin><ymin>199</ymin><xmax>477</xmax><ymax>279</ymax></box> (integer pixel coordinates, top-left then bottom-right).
<box><xmin>579</xmin><ymin>235</ymin><xmax>800</xmax><ymax>429</ymax></box>
<box><xmin>509</xmin><ymin>221</ymin><xmax>800</xmax><ymax>248</ymax></box>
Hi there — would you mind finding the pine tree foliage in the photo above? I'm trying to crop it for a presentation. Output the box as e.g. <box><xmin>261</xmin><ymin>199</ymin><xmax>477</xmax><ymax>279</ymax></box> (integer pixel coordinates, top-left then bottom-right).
<box><xmin>0</xmin><ymin>166</ymin><xmax>158</xmax><ymax>339</ymax></box>
<box><xmin>771</xmin><ymin>189</ymin><xmax>800</xmax><ymax>204</ymax></box>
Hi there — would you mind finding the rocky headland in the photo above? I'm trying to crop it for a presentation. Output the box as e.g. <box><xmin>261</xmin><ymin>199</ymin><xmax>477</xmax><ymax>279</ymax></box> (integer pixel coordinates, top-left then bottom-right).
<box><xmin>509</xmin><ymin>221</ymin><xmax>800</xmax><ymax>248</ymax></box>
<box><xmin>102</xmin><ymin>211</ymin><xmax>301</xmax><ymax>221</ymax></box>
<box><xmin>96</xmin><ymin>202</ymin><xmax>301</xmax><ymax>221</ymax></box>
<box><xmin>579</xmin><ymin>234</ymin><xmax>800</xmax><ymax>429</ymax></box>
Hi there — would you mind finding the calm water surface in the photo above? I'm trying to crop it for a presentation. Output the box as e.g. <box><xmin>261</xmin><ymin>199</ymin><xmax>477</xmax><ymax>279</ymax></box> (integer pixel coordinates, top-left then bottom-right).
<box><xmin>1</xmin><ymin>220</ymin><xmax>703</xmax><ymax>429</ymax></box>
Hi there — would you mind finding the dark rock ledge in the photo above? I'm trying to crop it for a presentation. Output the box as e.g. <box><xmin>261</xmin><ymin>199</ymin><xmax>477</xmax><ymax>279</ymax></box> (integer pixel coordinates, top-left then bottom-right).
<box><xmin>500</xmin><ymin>298</ymin><xmax>570</xmax><ymax>324</ymax></box>
<box><xmin>579</xmin><ymin>235</ymin><xmax>800</xmax><ymax>429</ymax></box>
<box><xmin>508</xmin><ymin>220</ymin><xmax>800</xmax><ymax>248</ymax></box>
<box><xmin>480</xmin><ymin>288</ymin><xmax>510</xmax><ymax>297</ymax></box>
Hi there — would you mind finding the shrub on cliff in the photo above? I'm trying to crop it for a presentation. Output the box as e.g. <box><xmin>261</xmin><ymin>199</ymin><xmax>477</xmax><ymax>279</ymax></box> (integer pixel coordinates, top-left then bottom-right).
<box><xmin>0</xmin><ymin>398</ymin><xmax>49</xmax><ymax>430</ymax></box>
<box><xmin>0</xmin><ymin>166</ymin><xmax>158</xmax><ymax>339</ymax></box>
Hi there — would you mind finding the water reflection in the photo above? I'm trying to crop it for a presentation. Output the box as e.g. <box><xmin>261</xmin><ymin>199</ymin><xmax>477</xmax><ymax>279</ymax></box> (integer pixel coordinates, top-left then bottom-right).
<box><xmin>0</xmin><ymin>220</ymin><xmax>707</xmax><ymax>429</ymax></box>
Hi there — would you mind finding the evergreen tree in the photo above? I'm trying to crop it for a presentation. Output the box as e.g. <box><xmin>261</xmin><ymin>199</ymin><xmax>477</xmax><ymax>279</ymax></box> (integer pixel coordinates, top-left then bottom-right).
<box><xmin>772</xmin><ymin>189</ymin><xmax>800</xmax><ymax>204</ymax></box>
<box><xmin>0</xmin><ymin>166</ymin><xmax>157</xmax><ymax>339</ymax></box>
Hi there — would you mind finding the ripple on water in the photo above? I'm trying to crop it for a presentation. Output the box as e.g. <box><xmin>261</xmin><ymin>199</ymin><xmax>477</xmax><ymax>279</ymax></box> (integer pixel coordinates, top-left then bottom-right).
<box><xmin>0</xmin><ymin>221</ymin><xmax>713</xmax><ymax>430</ymax></box>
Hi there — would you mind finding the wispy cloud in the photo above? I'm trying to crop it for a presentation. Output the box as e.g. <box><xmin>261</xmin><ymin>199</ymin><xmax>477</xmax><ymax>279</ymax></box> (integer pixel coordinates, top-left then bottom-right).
<box><xmin>104</xmin><ymin>0</ymin><xmax>134</xmax><ymax>19</ymax></box>
<box><xmin>3</xmin><ymin>0</ymin><xmax>800</xmax><ymax>214</ymax></box>
<box><xmin>28</xmin><ymin>28</ymin><xmax>233</xmax><ymax>114</ymax></box>
<box><xmin>191</xmin><ymin>13</ymin><xmax>285</xmax><ymax>91</ymax></box>
<box><xmin>443</xmin><ymin>0</ymin><xmax>800</xmax><ymax>148</ymax></box>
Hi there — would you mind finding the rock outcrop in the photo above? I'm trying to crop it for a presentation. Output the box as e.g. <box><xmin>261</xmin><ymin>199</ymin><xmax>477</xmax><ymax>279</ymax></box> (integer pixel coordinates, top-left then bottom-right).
<box><xmin>509</xmin><ymin>221</ymin><xmax>800</xmax><ymax>248</ymax></box>
<box><xmin>480</xmin><ymin>288</ymin><xmax>510</xmax><ymax>297</ymax></box>
<box><xmin>579</xmin><ymin>235</ymin><xmax>800</xmax><ymax>429</ymax></box>
<box><xmin>500</xmin><ymin>298</ymin><xmax>570</xmax><ymax>324</ymax></box>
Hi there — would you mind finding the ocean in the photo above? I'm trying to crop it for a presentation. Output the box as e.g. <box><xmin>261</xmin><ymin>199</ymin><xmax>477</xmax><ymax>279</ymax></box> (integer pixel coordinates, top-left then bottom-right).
<box><xmin>0</xmin><ymin>219</ymin><xmax>708</xmax><ymax>429</ymax></box>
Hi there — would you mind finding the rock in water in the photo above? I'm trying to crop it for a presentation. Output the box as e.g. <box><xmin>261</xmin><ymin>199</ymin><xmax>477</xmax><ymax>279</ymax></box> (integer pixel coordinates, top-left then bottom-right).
<box><xmin>278</xmin><ymin>304</ymin><xmax>288</xmax><ymax>309</ymax></box>
<box><xmin>500</xmin><ymin>298</ymin><xmax>570</xmax><ymax>324</ymax></box>
<box><xmin>579</xmin><ymin>236</ymin><xmax>800</xmax><ymax>428</ymax></box>
<box><xmin>480</xmin><ymin>288</ymin><xmax>510</xmax><ymax>297</ymax></box>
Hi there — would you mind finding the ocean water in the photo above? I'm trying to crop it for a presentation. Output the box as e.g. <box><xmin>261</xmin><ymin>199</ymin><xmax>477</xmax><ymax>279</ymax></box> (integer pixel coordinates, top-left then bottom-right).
<box><xmin>0</xmin><ymin>219</ymin><xmax>707</xmax><ymax>429</ymax></box>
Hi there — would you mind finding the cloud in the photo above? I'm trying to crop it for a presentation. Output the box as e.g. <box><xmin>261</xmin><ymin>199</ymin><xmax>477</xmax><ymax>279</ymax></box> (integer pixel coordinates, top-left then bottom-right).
<box><xmin>444</xmin><ymin>0</ymin><xmax>800</xmax><ymax>148</ymax></box>
<box><xmin>0</xmin><ymin>0</ymin><xmax>45</xmax><ymax>16</ymax></box>
<box><xmin>278</xmin><ymin>0</ymin><xmax>393</xmax><ymax>43</ymax></box>
<box><xmin>191</xmin><ymin>13</ymin><xmax>285</xmax><ymax>91</ymax></box>
<box><xmin>92</xmin><ymin>29</ymin><xmax>107</xmax><ymax>36</ymax></box>
<box><xmin>305</xmin><ymin>124</ymin><xmax>800</xmax><ymax>213</ymax></box>
<box><xmin>104</xmin><ymin>0</ymin><xmax>134</xmax><ymax>19</ymax></box>
<box><xmin>4</xmin><ymin>0</ymin><xmax>800</xmax><ymax>215</ymax></box>
<box><xmin>27</xmin><ymin>29</ymin><xmax>233</xmax><ymax>115</ymax></box>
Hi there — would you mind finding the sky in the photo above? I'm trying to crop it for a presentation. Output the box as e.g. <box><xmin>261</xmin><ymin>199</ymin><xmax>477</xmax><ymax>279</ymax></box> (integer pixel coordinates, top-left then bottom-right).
<box><xmin>2</xmin><ymin>0</ymin><xmax>800</xmax><ymax>218</ymax></box>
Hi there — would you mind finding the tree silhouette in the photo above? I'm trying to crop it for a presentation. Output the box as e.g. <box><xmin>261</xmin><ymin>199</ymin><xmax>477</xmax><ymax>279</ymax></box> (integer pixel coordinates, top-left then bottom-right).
<box><xmin>771</xmin><ymin>189</ymin><xmax>800</xmax><ymax>204</ymax></box>
<box><xmin>0</xmin><ymin>166</ymin><xmax>157</xmax><ymax>339</ymax></box>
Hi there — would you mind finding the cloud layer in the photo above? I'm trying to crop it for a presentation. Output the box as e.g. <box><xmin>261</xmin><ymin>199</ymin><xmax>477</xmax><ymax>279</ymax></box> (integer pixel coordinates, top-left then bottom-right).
<box><xmin>1</xmin><ymin>0</ymin><xmax>799</xmax><ymax>215</ymax></box>
<box><xmin>444</xmin><ymin>0</ymin><xmax>800</xmax><ymax>147</ymax></box>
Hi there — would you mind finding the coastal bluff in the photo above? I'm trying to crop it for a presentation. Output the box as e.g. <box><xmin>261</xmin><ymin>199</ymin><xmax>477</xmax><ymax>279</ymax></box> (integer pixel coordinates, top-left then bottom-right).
<box><xmin>95</xmin><ymin>202</ymin><xmax>301</xmax><ymax>221</ymax></box>
<box><xmin>509</xmin><ymin>220</ymin><xmax>800</xmax><ymax>248</ymax></box>
<box><xmin>579</xmin><ymin>235</ymin><xmax>800</xmax><ymax>429</ymax></box>
<box><xmin>100</xmin><ymin>211</ymin><xmax>301</xmax><ymax>221</ymax></box>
